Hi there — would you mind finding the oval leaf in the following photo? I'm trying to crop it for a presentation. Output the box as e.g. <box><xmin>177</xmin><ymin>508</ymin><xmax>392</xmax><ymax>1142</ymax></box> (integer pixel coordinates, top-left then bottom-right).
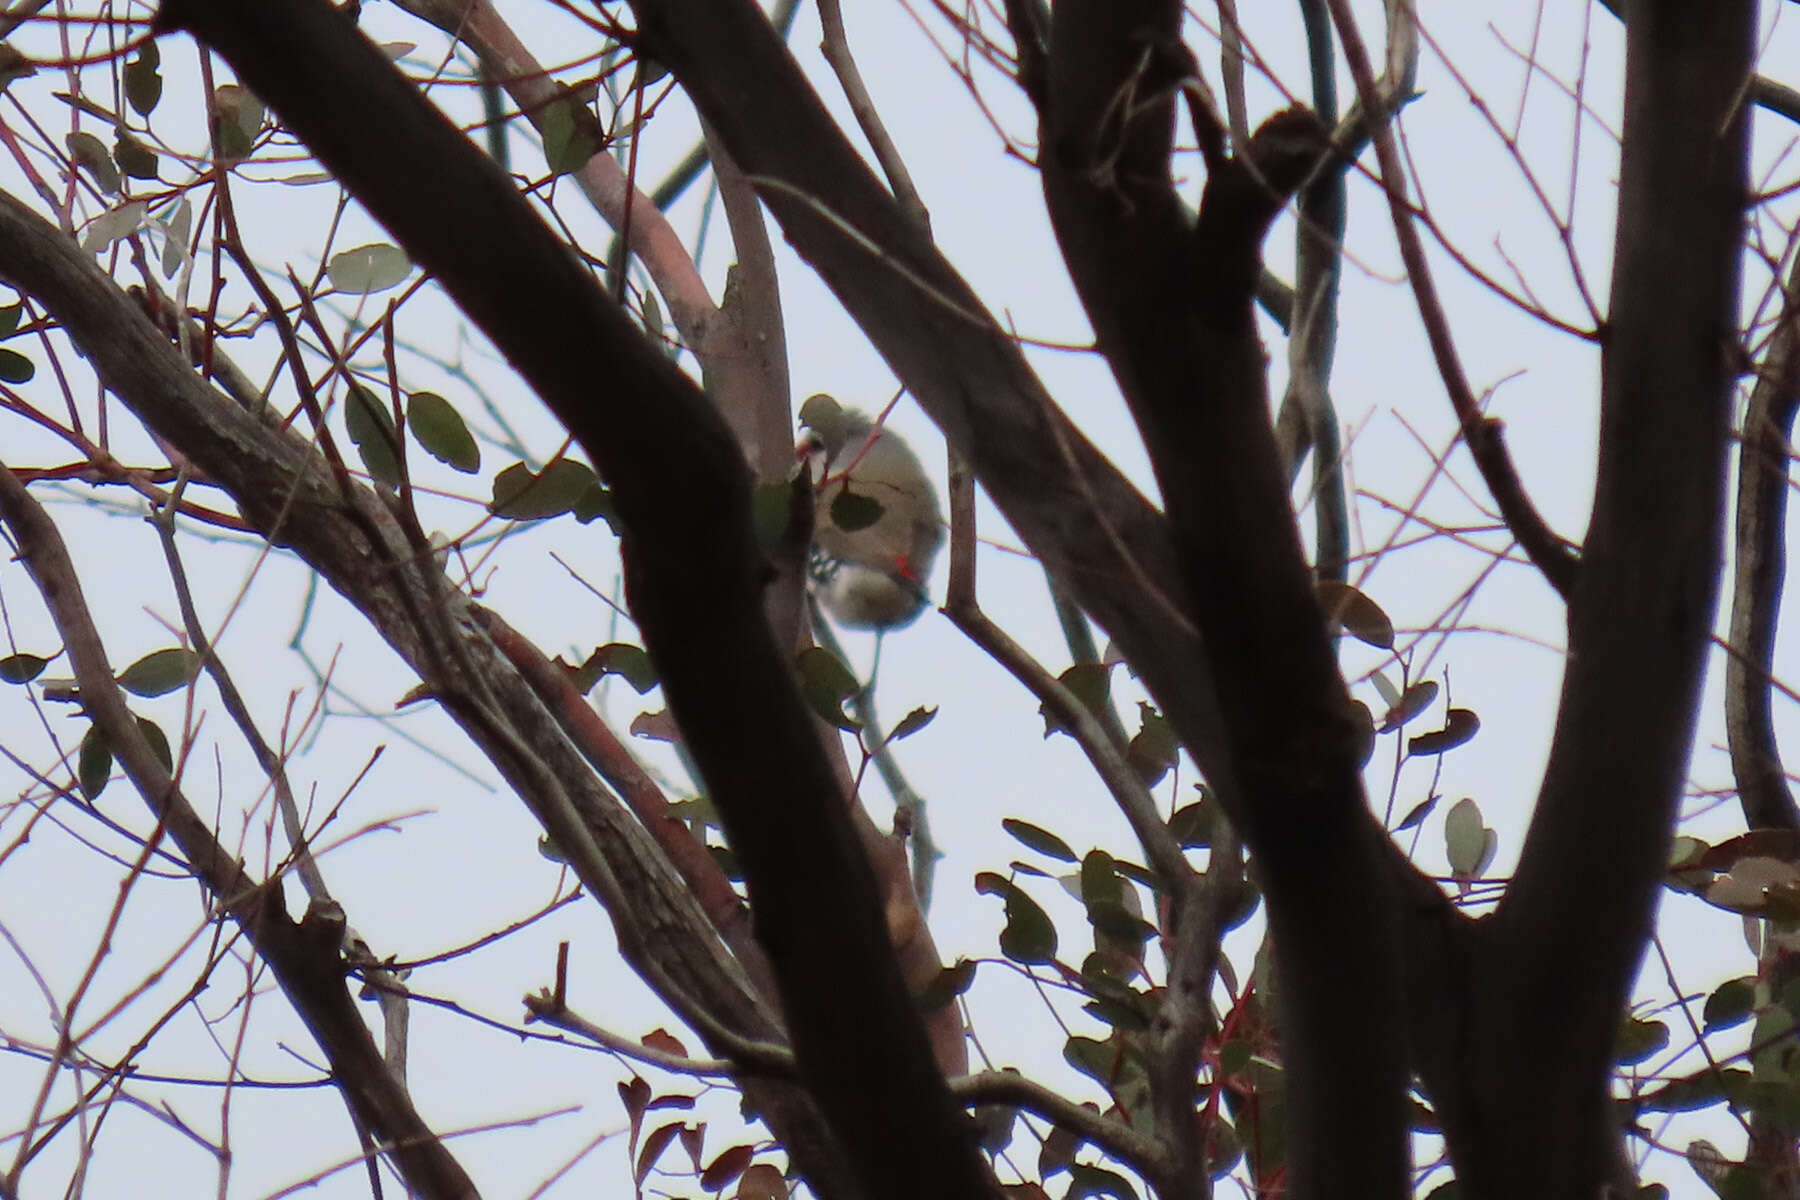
<box><xmin>123</xmin><ymin>41</ymin><xmax>162</xmax><ymax>116</ymax></box>
<box><xmin>114</xmin><ymin>130</ymin><xmax>158</xmax><ymax>181</ymax></box>
<box><xmin>1443</xmin><ymin>797</ymin><xmax>1488</xmax><ymax>879</ymax></box>
<box><xmin>66</xmin><ymin>130</ymin><xmax>120</xmax><ymax>194</ymax></box>
<box><xmin>1409</xmin><ymin>708</ymin><xmax>1480</xmax><ymax>757</ymax></box>
<box><xmin>701</xmin><ymin>1145</ymin><xmax>755</xmax><ymax>1193</ymax></box>
<box><xmin>327</xmin><ymin>242</ymin><xmax>412</xmax><ymax>295</ymax></box>
<box><xmin>1126</xmin><ymin>703</ymin><xmax>1178</xmax><ymax>786</ymax></box>
<box><xmin>407</xmin><ymin>391</ymin><xmax>480</xmax><ymax>472</ymax></box>
<box><xmin>1704</xmin><ymin>976</ymin><xmax>1757</xmax><ymax>1032</ymax></box>
<box><xmin>976</xmin><ymin>874</ymin><xmax>1057</xmax><ymax>965</ymax></box>
<box><xmin>117</xmin><ymin>647</ymin><xmax>197</xmax><ymax>697</ymax></box>
<box><xmin>914</xmin><ymin>958</ymin><xmax>977</xmax><ymax>1010</ymax></box>
<box><xmin>1169</xmin><ymin>799</ymin><xmax>1214</xmax><ymax>848</ymax></box>
<box><xmin>795</xmin><ymin>645</ymin><xmax>862</xmax><ymax>733</ymax></box>
<box><xmin>540</xmin><ymin>91</ymin><xmax>602</xmax><ymax>174</ymax></box>
<box><xmin>136</xmin><ymin>715</ymin><xmax>173</xmax><ymax>773</ymax></box>
<box><xmin>881</xmin><ymin>704</ymin><xmax>938</xmax><ymax>746</ymax></box>
<box><xmin>343</xmin><ymin>385</ymin><xmax>403</xmax><ymax>486</ymax></box>
<box><xmin>634</xmin><ymin>1121</ymin><xmax>680</xmax><ymax>1186</ymax></box>
<box><xmin>1002</xmin><ymin>818</ymin><xmax>1077</xmax><ymax>863</ymax></box>
<box><xmin>1040</xmin><ymin>662</ymin><xmax>1113</xmax><ymax>737</ymax></box>
<box><xmin>489</xmin><ymin>459</ymin><xmax>597</xmax><ymax>520</ymax></box>
<box><xmin>0</xmin><ymin>347</ymin><xmax>33</xmax><ymax>384</ymax></box>
<box><xmin>78</xmin><ymin>724</ymin><xmax>111</xmax><ymax>800</ymax></box>
<box><xmin>1380</xmin><ymin>680</ymin><xmax>1439</xmax><ymax>732</ymax></box>
<box><xmin>736</xmin><ymin>1163</ymin><xmax>789</xmax><ymax>1200</ymax></box>
<box><xmin>79</xmin><ymin>200</ymin><xmax>144</xmax><ymax>254</ymax></box>
<box><xmin>1614</xmin><ymin>1016</ymin><xmax>1669</xmax><ymax>1066</ymax></box>
<box><xmin>0</xmin><ymin>652</ymin><xmax>48</xmax><ymax>683</ymax></box>
<box><xmin>1317</xmin><ymin>580</ymin><xmax>1394</xmax><ymax>649</ymax></box>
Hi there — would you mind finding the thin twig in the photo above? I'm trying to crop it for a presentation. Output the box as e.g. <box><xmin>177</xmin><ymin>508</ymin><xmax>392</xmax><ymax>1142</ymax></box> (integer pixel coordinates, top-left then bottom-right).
<box><xmin>817</xmin><ymin>0</ymin><xmax>932</xmax><ymax>236</ymax></box>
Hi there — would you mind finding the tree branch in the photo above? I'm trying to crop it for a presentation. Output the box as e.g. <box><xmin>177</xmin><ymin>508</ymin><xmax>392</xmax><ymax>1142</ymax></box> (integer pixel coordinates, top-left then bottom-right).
<box><xmin>1726</xmin><ymin>239</ymin><xmax>1800</xmax><ymax>832</ymax></box>
<box><xmin>1474</xmin><ymin>2</ymin><xmax>1752</xmax><ymax>1193</ymax></box>
<box><xmin>1038</xmin><ymin>2</ymin><xmax>1409</xmax><ymax>1194</ymax></box>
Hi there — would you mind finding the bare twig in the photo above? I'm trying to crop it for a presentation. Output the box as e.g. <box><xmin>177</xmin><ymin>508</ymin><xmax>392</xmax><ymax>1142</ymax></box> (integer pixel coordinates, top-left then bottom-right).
<box><xmin>817</xmin><ymin>0</ymin><xmax>932</xmax><ymax>236</ymax></box>
<box><xmin>1726</xmin><ymin>237</ymin><xmax>1800</xmax><ymax>831</ymax></box>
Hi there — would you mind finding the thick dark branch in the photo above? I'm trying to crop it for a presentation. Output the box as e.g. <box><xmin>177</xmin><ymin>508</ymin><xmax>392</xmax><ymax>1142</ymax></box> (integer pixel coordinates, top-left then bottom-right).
<box><xmin>1039</xmin><ymin>4</ymin><xmax>1409</xmax><ymax>1195</ymax></box>
<box><xmin>0</xmin><ymin>467</ymin><xmax>479</xmax><ymax>1200</ymax></box>
<box><xmin>1726</xmin><ymin>245</ymin><xmax>1800</xmax><ymax>832</ymax></box>
<box><xmin>1478</xmin><ymin>3</ymin><xmax>1752</xmax><ymax>1195</ymax></box>
<box><xmin>154</xmin><ymin>3</ymin><xmax>986</xmax><ymax>1196</ymax></box>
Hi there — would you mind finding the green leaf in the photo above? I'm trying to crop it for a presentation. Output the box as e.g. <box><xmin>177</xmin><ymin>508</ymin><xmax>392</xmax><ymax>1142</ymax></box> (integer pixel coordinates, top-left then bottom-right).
<box><xmin>344</xmin><ymin>384</ymin><xmax>403</xmax><ymax>486</ymax></box>
<box><xmin>1169</xmin><ymin>800</ymin><xmax>1214</xmax><ymax>848</ymax></box>
<box><xmin>1395</xmin><ymin>795</ymin><xmax>1436</xmax><ymax>832</ymax></box>
<box><xmin>66</xmin><ymin>130</ymin><xmax>120</xmax><ymax>194</ymax></box>
<box><xmin>1409</xmin><ymin>708</ymin><xmax>1480</xmax><ymax>757</ymax></box>
<box><xmin>1615</xmin><ymin>1016</ymin><xmax>1669</xmax><ymax>1066</ymax></box>
<box><xmin>1704</xmin><ymin>977</ymin><xmax>1757</xmax><ymax>1032</ymax></box>
<box><xmin>1217</xmin><ymin>1039</ymin><xmax>1252</xmax><ymax>1078</ymax></box>
<box><xmin>113</xmin><ymin>130</ymin><xmax>158</xmax><ymax>181</ymax></box>
<box><xmin>1126</xmin><ymin>703</ymin><xmax>1178</xmax><ymax>786</ymax></box>
<box><xmin>117</xmin><ymin>647</ymin><xmax>197</xmax><ymax>697</ymax></box>
<box><xmin>1065</xmin><ymin>1161</ymin><xmax>1139</xmax><ymax>1200</ymax></box>
<box><xmin>1636</xmin><ymin>1067</ymin><xmax>1746</xmax><ymax>1113</ymax></box>
<box><xmin>0</xmin><ymin>347</ymin><xmax>33</xmax><ymax>383</ymax></box>
<box><xmin>78</xmin><ymin>724</ymin><xmax>111</xmax><ymax>800</ymax></box>
<box><xmin>587</xmin><ymin>643</ymin><xmax>658</xmax><ymax>694</ymax></box>
<box><xmin>1380</xmin><ymin>679</ymin><xmax>1438</xmax><ymax>732</ymax></box>
<box><xmin>0</xmin><ymin>45</ymin><xmax>38</xmax><ymax>92</ymax></box>
<box><xmin>136</xmin><ymin>715</ymin><xmax>172</xmax><ymax>773</ymax></box>
<box><xmin>1201</xmin><ymin>1112</ymin><xmax>1243</xmax><ymax>1180</ymax></box>
<box><xmin>573</xmin><ymin>481</ymin><xmax>616</xmax><ymax>529</ymax></box>
<box><xmin>975</xmin><ymin>872</ymin><xmax>1057</xmax><ymax>965</ymax></box>
<box><xmin>489</xmin><ymin>459</ymin><xmax>598</xmax><ymax>520</ymax></box>
<box><xmin>1002</xmin><ymin>818</ymin><xmax>1077</xmax><ymax>863</ymax></box>
<box><xmin>1443</xmin><ymin>797</ymin><xmax>1488</xmax><ymax>879</ymax></box>
<box><xmin>1079</xmin><ymin>849</ymin><xmax>1123</xmax><ymax>908</ymax></box>
<box><xmin>406</xmin><ymin>391</ymin><xmax>479</xmax><ymax>472</ymax></box>
<box><xmin>1751</xmin><ymin>1005</ymin><xmax>1799</xmax><ymax>1081</ymax></box>
<box><xmin>1040</xmin><ymin>662</ymin><xmax>1113</xmax><ymax>737</ymax></box>
<box><xmin>1317</xmin><ymin>579</ymin><xmax>1394</xmax><ymax>649</ymax></box>
<box><xmin>0</xmin><ymin>302</ymin><xmax>23</xmax><ymax>337</ymax></box>
<box><xmin>882</xmin><ymin>705</ymin><xmax>937</xmax><ymax>746</ymax></box>
<box><xmin>540</xmin><ymin>91</ymin><xmax>601</xmax><ymax>174</ymax></box>
<box><xmin>751</xmin><ymin>479</ymin><xmax>798</xmax><ymax>552</ymax></box>
<box><xmin>80</xmin><ymin>200</ymin><xmax>144</xmax><ymax>254</ymax></box>
<box><xmin>327</xmin><ymin>243</ymin><xmax>411</xmax><ymax>295</ymax></box>
<box><xmin>827</xmin><ymin>487</ymin><xmax>883</xmax><ymax>533</ymax></box>
<box><xmin>795</xmin><ymin>645</ymin><xmax>861</xmax><ymax>733</ymax></box>
<box><xmin>0</xmin><ymin>652</ymin><xmax>47</xmax><ymax>683</ymax></box>
<box><xmin>913</xmin><ymin>958</ymin><xmax>976</xmax><ymax>1011</ymax></box>
<box><xmin>210</xmin><ymin>84</ymin><xmax>262</xmax><ymax>166</ymax></box>
<box><xmin>123</xmin><ymin>40</ymin><xmax>161</xmax><ymax>116</ymax></box>
<box><xmin>1062</xmin><ymin>1035</ymin><xmax>1128</xmax><ymax>1087</ymax></box>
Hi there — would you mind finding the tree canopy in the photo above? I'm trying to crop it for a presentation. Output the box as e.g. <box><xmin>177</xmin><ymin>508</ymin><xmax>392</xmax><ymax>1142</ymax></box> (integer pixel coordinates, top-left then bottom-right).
<box><xmin>0</xmin><ymin>2</ymin><xmax>1797</xmax><ymax>1199</ymax></box>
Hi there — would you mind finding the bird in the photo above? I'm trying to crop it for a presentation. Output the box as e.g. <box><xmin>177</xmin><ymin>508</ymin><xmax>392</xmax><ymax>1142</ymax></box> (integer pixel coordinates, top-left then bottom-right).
<box><xmin>797</xmin><ymin>393</ymin><xmax>944</xmax><ymax>631</ymax></box>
